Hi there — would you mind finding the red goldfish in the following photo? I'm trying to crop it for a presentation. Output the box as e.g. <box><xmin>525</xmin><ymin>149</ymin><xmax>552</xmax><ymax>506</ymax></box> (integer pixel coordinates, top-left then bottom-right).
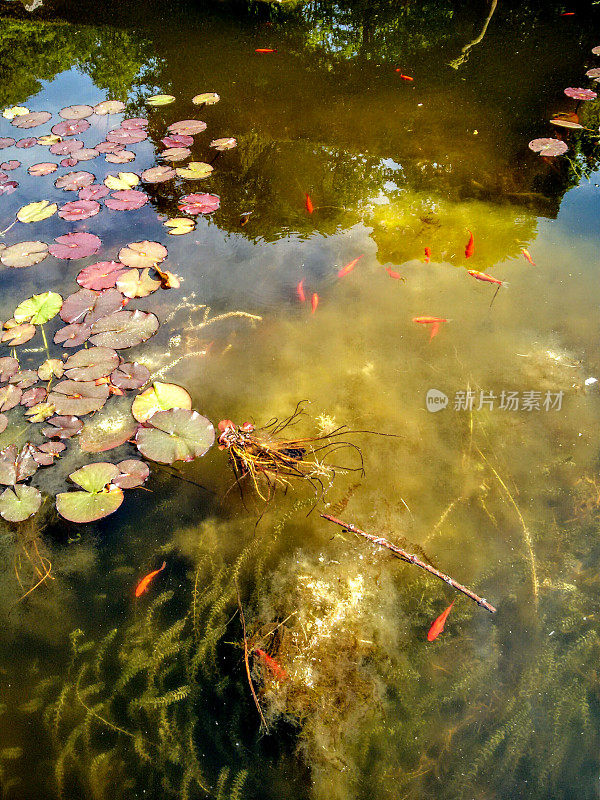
<box><xmin>412</xmin><ymin>316</ymin><xmax>447</xmax><ymax>341</ymax></box>
<box><xmin>424</xmin><ymin>247</ymin><xmax>431</xmax><ymax>263</ymax></box>
<box><xmin>338</xmin><ymin>254</ymin><xmax>363</xmax><ymax>278</ymax></box>
<box><xmin>255</xmin><ymin>48</ymin><xmax>277</xmax><ymax>53</ymax></box>
<box><xmin>465</xmin><ymin>230</ymin><xmax>474</xmax><ymax>258</ymax></box>
<box><xmin>467</xmin><ymin>270</ymin><xmax>506</xmax><ymax>286</ymax></box>
<box><xmin>521</xmin><ymin>248</ymin><xmax>535</xmax><ymax>266</ymax></box>
<box><xmin>311</xmin><ymin>293</ymin><xmax>319</xmax><ymax>313</ymax></box>
<box><xmin>296</xmin><ymin>279</ymin><xmax>306</xmax><ymax>302</ymax></box>
<box><xmin>395</xmin><ymin>70</ymin><xmax>414</xmax><ymax>81</ymax></box>
<box><xmin>254</xmin><ymin>648</ymin><xmax>289</xmax><ymax>681</ymax></box>
<box><xmin>305</xmin><ymin>194</ymin><xmax>314</xmax><ymax>214</ymax></box>
<box><xmin>385</xmin><ymin>266</ymin><xmax>405</xmax><ymax>280</ymax></box>
<box><xmin>135</xmin><ymin>562</ymin><xmax>166</xmax><ymax>597</ymax></box>
<box><xmin>427</xmin><ymin>600</ymin><xmax>454</xmax><ymax>641</ymax></box>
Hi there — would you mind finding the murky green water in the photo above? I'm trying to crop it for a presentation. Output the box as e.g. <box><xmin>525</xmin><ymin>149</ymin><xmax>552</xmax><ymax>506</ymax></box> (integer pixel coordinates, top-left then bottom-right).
<box><xmin>1</xmin><ymin>1</ymin><xmax>600</xmax><ymax>798</ymax></box>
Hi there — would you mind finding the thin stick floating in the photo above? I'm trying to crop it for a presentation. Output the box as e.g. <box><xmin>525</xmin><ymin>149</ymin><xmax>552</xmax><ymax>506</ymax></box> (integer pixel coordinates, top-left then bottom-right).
<box><xmin>321</xmin><ymin>514</ymin><xmax>496</xmax><ymax>614</ymax></box>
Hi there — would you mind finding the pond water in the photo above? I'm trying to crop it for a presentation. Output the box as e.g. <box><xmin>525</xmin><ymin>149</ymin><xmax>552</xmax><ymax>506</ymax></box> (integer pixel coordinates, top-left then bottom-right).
<box><xmin>0</xmin><ymin>0</ymin><xmax>600</xmax><ymax>798</ymax></box>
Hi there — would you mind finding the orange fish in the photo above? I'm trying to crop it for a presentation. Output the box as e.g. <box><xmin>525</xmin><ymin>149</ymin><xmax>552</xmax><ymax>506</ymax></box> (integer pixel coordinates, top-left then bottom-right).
<box><xmin>255</xmin><ymin>48</ymin><xmax>277</xmax><ymax>53</ymax></box>
<box><xmin>338</xmin><ymin>254</ymin><xmax>363</xmax><ymax>278</ymax></box>
<box><xmin>135</xmin><ymin>562</ymin><xmax>166</xmax><ymax>597</ymax></box>
<box><xmin>385</xmin><ymin>266</ymin><xmax>405</xmax><ymax>280</ymax></box>
<box><xmin>296</xmin><ymin>279</ymin><xmax>306</xmax><ymax>302</ymax></box>
<box><xmin>427</xmin><ymin>600</ymin><xmax>454</xmax><ymax>641</ymax></box>
<box><xmin>465</xmin><ymin>230</ymin><xmax>474</xmax><ymax>258</ymax></box>
<box><xmin>311</xmin><ymin>293</ymin><xmax>319</xmax><ymax>313</ymax></box>
<box><xmin>424</xmin><ymin>247</ymin><xmax>431</xmax><ymax>263</ymax></box>
<box><xmin>412</xmin><ymin>316</ymin><xmax>447</xmax><ymax>341</ymax></box>
<box><xmin>395</xmin><ymin>70</ymin><xmax>414</xmax><ymax>81</ymax></box>
<box><xmin>305</xmin><ymin>194</ymin><xmax>314</xmax><ymax>214</ymax></box>
<box><xmin>521</xmin><ymin>248</ymin><xmax>535</xmax><ymax>266</ymax></box>
<box><xmin>254</xmin><ymin>648</ymin><xmax>289</xmax><ymax>681</ymax></box>
<box><xmin>467</xmin><ymin>270</ymin><xmax>506</xmax><ymax>286</ymax></box>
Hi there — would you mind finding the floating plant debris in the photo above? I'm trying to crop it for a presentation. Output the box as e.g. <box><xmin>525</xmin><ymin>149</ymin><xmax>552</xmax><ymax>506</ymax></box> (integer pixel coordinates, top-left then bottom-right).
<box><xmin>528</xmin><ymin>137</ymin><xmax>568</xmax><ymax>155</ymax></box>
<box><xmin>564</xmin><ymin>87</ymin><xmax>597</xmax><ymax>100</ymax></box>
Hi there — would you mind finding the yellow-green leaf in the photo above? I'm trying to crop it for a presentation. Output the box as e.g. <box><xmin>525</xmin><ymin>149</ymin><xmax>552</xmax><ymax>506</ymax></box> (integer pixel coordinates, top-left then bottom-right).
<box><xmin>164</xmin><ymin>217</ymin><xmax>195</xmax><ymax>235</ymax></box>
<box><xmin>145</xmin><ymin>94</ymin><xmax>175</xmax><ymax>106</ymax></box>
<box><xmin>104</xmin><ymin>172</ymin><xmax>139</xmax><ymax>191</ymax></box>
<box><xmin>37</xmin><ymin>134</ymin><xmax>62</xmax><ymax>146</ymax></box>
<box><xmin>175</xmin><ymin>161</ymin><xmax>213</xmax><ymax>180</ymax></box>
<box><xmin>16</xmin><ymin>201</ymin><xmax>57</xmax><ymax>224</ymax></box>
<box><xmin>192</xmin><ymin>92</ymin><xmax>220</xmax><ymax>106</ymax></box>
<box><xmin>3</xmin><ymin>106</ymin><xmax>29</xmax><ymax>120</ymax></box>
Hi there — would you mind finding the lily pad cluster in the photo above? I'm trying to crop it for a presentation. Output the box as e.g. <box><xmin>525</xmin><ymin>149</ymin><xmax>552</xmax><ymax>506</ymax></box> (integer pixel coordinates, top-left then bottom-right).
<box><xmin>0</xmin><ymin>92</ymin><xmax>232</xmax><ymax>524</ymax></box>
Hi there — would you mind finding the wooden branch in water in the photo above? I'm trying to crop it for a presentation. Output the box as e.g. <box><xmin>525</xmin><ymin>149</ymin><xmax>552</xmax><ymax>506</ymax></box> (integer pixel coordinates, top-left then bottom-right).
<box><xmin>236</xmin><ymin>582</ymin><xmax>268</xmax><ymax>731</ymax></box>
<box><xmin>320</xmin><ymin>514</ymin><xmax>497</xmax><ymax>614</ymax></box>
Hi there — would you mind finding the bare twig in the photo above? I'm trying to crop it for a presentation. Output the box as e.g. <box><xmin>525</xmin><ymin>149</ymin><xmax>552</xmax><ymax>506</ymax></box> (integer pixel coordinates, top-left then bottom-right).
<box><xmin>235</xmin><ymin>582</ymin><xmax>268</xmax><ymax>731</ymax></box>
<box><xmin>321</xmin><ymin>514</ymin><xmax>496</xmax><ymax>613</ymax></box>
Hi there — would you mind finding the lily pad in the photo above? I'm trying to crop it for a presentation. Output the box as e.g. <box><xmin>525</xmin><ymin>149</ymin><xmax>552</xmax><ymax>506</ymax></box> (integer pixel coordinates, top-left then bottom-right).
<box><xmin>48</xmin><ymin>380</ymin><xmax>109</xmax><ymax>415</ymax></box>
<box><xmin>38</xmin><ymin>359</ymin><xmax>64</xmax><ymax>381</ymax></box>
<box><xmin>146</xmin><ymin>94</ymin><xmax>175</xmax><ymax>106</ymax></box>
<box><xmin>167</xmin><ymin>120</ymin><xmax>207</xmax><ymax>135</ymax></box>
<box><xmin>0</xmin><ymin>138</ymin><xmax>14</xmax><ymax>149</ymax></box>
<box><xmin>0</xmin><ymin>444</ymin><xmax>38</xmax><ymax>485</ymax></box>
<box><xmin>528</xmin><ymin>138</ymin><xmax>568</xmax><ymax>156</ymax></box>
<box><xmin>135</xmin><ymin>408</ymin><xmax>214</xmax><ymax>464</ymax></box>
<box><xmin>10</xmin><ymin>370</ymin><xmax>38</xmax><ymax>389</ymax></box>
<box><xmin>72</xmin><ymin>148</ymin><xmax>100</xmax><ymax>162</ymax></box>
<box><xmin>118</xmin><ymin>241</ymin><xmax>167</xmax><ymax>269</ymax></box>
<box><xmin>564</xmin><ymin>87</ymin><xmax>597</xmax><ymax>100</ymax></box>
<box><xmin>3</xmin><ymin>107</ymin><xmax>29</xmax><ymax>120</ymax></box>
<box><xmin>24</xmin><ymin>402</ymin><xmax>55</xmax><ymax>423</ymax></box>
<box><xmin>161</xmin><ymin>147</ymin><xmax>191</xmax><ymax>162</ymax></box>
<box><xmin>58</xmin><ymin>200</ymin><xmax>101</xmax><ymax>221</ymax></box>
<box><xmin>106</xmin><ymin>150</ymin><xmax>136</xmax><ymax>164</ymax></box>
<box><xmin>59</xmin><ymin>105</ymin><xmax>94</xmax><ymax>120</ymax></box>
<box><xmin>14</xmin><ymin>291</ymin><xmax>62</xmax><ymax>325</ymax></box>
<box><xmin>0</xmin><ymin>385</ymin><xmax>22</xmax><ymax>411</ymax></box>
<box><xmin>210</xmin><ymin>137</ymin><xmax>237</xmax><ymax>151</ymax></box>
<box><xmin>121</xmin><ymin>118</ymin><xmax>148</xmax><ymax>129</ymax></box>
<box><xmin>131</xmin><ymin>381</ymin><xmax>192</xmax><ymax>423</ymax></box>
<box><xmin>106</xmin><ymin>128</ymin><xmax>147</xmax><ymax>145</ymax></box>
<box><xmin>0</xmin><ymin>182</ymin><xmax>18</xmax><ymax>196</ymax></box>
<box><xmin>16</xmin><ymin>201</ymin><xmax>57</xmax><ymax>224</ymax></box>
<box><xmin>64</xmin><ymin>347</ymin><xmax>119</xmax><ymax>381</ymax></box>
<box><xmin>164</xmin><ymin>217</ymin><xmax>195</xmax><ymax>235</ymax></box>
<box><xmin>105</xmin><ymin>190</ymin><xmax>148</xmax><ymax>211</ymax></box>
<box><xmin>549</xmin><ymin>118</ymin><xmax>584</xmax><ymax>129</ymax></box>
<box><xmin>162</xmin><ymin>134</ymin><xmax>193</xmax><ymax>147</ymax></box>
<box><xmin>50</xmin><ymin>139</ymin><xmax>83</xmax><ymax>155</ymax></box>
<box><xmin>60</xmin><ymin>288</ymin><xmax>99</xmax><ymax>323</ymax></box>
<box><xmin>0</xmin><ymin>414</ymin><xmax>7</xmax><ymax>433</ymax></box>
<box><xmin>178</xmin><ymin>193</ymin><xmax>220</xmax><ymax>214</ymax></box>
<box><xmin>56</xmin><ymin>463</ymin><xmax>124</xmax><ymax>523</ymax></box>
<box><xmin>49</xmin><ymin>232</ymin><xmax>101</xmax><ymax>260</ymax></box>
<box><xmin>0</xmin><ymin>484</ymin><xmax>41</xmax><ymax>522</ymax></box>
<box><xmin>77</xmin><ymin>261</ymin><xmax>127</xmax><ymax>291</ymax></box>
<box><xmin>116</xmin><ymin>268</ymin><xmax>161</xmax><ymax>299</ymax></box>
<box><xmin>1</xmin><ymin>241</ymin><xmax>48</xmax><ymax>269</ymax></box>
<box><xmin>89</xmin><ymin>310</ymin><xmax>159</xmax><ymax>349</ymax></box>
<box><xmin>28</xmin><ymin>163</ymin><xmax>58</xmax><ymax>176</ymax></box>
<box><xmin>176</xmin><ymin>161</ymin><xmax>213</xmax><ymax>179</ymax></box>
<box><xmin>37</xmin><ymin>134</ymin><xmax>61</xmax><ymax>146</ymax></box>
<box><xmin>192</xmin><ymin>92</ymin><xmax>220</xmax><ymax>106</ymax></box>
<box><xmin>60</xmin><ymin>157</ymin><xmax>79</xmax><ymax>168</ymax></box>
<box><xmin>11</xmin><ymin>111</ymin><xmax>51</xmax><ymax>129</ymax></box>
<box><xmin>54</xmin><ymin>171</ymin><xmax>95</xmax><ymax>191</ymax></box>
<box><xmin>84</xmin><ymin>289</ymin><xmax>125</xmax><ymax>326</ymax></box>
<box><xmin>110</xmin><ymin>362</ymin><xmax>150</xmax><ymax>390</ymax></box>
<box><xmin>78</xmin><ymin>404</ymin><xmax>138</xmax><ymax>452</ymax></box>
<box><xmin>79</xmin><ymin>184</ymin><xmax>109</xmax><ymax>201</ymax></box>
<box><xmin>20</xmin><ymin>387</ymin><xmax>47</xmax><ymax>407</ymax></box>
<box><xmin>51</xmin><ymin>119</ymin><xmax>90</xmax><ymax>137</ymax></box>
<box><xmin>141</xmin><ymin>166</ymin><xmax>176</xmax><ymax>183</ymax></box>
<box><xmin>15</xmin><ymin>138</ymin><xmax>38</xmax><ymax>148</ymax></box>
<box><xmin>104</xmin><ymin>172</ymin><xmax>139</xmax><ymax>190</ymax></box>
<box><xmin>95</xmin><ymin>141</ymin><xmax>124</xmax><ymax>154</ymax></box>
<box><xmin>53</xmin><ymin>323</ymin><xmax>92</xmax><ymax>348</ymax></box>
<box><xmin>0</xmin><ymin>161</ymin><xmax>20</xmax><ymax>171</ymax></box>
<box><xmin>0</xmin><ymin>357</ymin><xmax>19</xmax><ymax>382</ymax></box>
<box><xmin>94</xmin><ymin>100</ymin><xmax>126</xmax><ymax>116</ymax></box>
<box><xmin>42</xmin><ymin>415</ymin><xmax>83</xmax><ymax>439</ymax></box>
<box><xmin>1</xmin><ymin>324</ymin><xmax>35</xmax><ymax>346</ymax></box>
<box><xmin>113</xmin><ymin>459</ymin><xmax>149</xmax><ymax>489</ymax></box>
<box><xmin>586</xmin><ymin>68</ymin><xmax>600</xmax><ymax>78</ymax></box>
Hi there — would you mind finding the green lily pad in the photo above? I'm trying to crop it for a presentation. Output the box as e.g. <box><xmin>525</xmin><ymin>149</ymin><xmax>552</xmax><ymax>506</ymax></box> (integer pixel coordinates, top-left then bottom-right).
<box><xmin>131</xmin><ymin>381</ymin><xmax>192</xmax><ymax>423</ymax></box>
<box><xmin>146</xmin><ymin>94</ymin><xmax>175</xmax><ymax>106</ymax></box>
<box><xmin>135</xmin><ymin>408</ymin><xmax>214</xmax><ymax>464</ymax></box>
<box><xmin>164</xmin><ymin>217</ymin><xmax>195</xmax><ymax>235</ymax></box>
<box><xmin>192</xmin><ymin>92</ymin><xmax>220</xmax><ymax>106</ymax></box>
<box><xmin>56</xmin><ymin>462</ymin><xmax>124</xmax><ymax>523</ymax></box>
<box><xmin>14</xmin><ymin>292</ymin><xmax>62</xmax><ymax>325</ymax></box>
<box><xmin>0</xmin><ymin>484</ymin><xmax>41</xmax><ymax>522</ymax></box>
<box><xmin>16</xmin><ymin>201</ymin><xmax>57</xmax><ymax>224</ymax></box>
<box><xmin>104</xmin><ymin>172</ymin><xmax>139</xmax><ymax>191</ymax></box>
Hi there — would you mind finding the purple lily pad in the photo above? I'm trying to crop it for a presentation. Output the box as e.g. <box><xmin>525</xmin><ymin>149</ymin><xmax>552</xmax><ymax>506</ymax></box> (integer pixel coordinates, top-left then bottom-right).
<box><xmin>9</xmin><ymin>370</ymin><xmax>38</xmax><ymax>389</ymax></box>
<box><xmin>0</xmin><ymin>444</ymin><xmax>38</xmax><ymax>485</ymax></box>
<box><xmin>84</xmin><ymin>289</ymin><xmax>125</xmax><ymax>325</ymax></box>
<box><xmin>50</xmin><ymin>139</ymin><xmax>84</xmax><ymax>155</ymax></box>
<box><xmin>106</xmin><ymin>150</ymin><xmax>136</xmax><ymax>164</ymax></box>
<box><xmin>51</xmin><ymin>119</ymin><xmax>90</xmax><ymax>137</ymax></box>
<box><xmin>89</xmin><ymin>309</ymin><xmax>159</xmax><ymax>349</ymax></box>
<box><xmin>64</xmin><ymin>346</ymin><xmax>119</xmax><ymax>381</ymax></box>
<box><xmin>58</xmin><ymin>199</ymin><xmax>101</xmax><ymax>221</ymax></box>
<box><xmin>21</xmin><ymin>387</ymin><xmax>47</xmax><ymax>407</ymax></box>
<box><xmin>110</xmin><ymin>361</ymin><xmax>150</xmax><ymax>390</ymax></box>
<box><xmin>0</xmin><ymin>357</ymin><xmax>19</xmax><ymax>382</ymax></box>
<box><xmin>1</xmin><ymin>161</ymin><xmax>20</xmax><ymax>171</ymax></box>
<box><xmin>528</xmin><ymin>138</ymin><xmax>568</xmax><ymax>156</ymax></box>
<box><xmin>105</xmin><ymin>190</ymin><xmax>148</xmax><ymax>211</ymax></box>
<box><xmin>49</xmin><ymin>232</ymin><xmax>101</xmax><ymax>260</ymax></box>
<box><xmin>141</xmin><ymin>165</ymin><xmax>176</xmax><ymax>183</ymax></box>
<box><xmin>113</xmin><ymin>459</ymin><xmax>150</xmax><ymax>489</ymax></box>
<box><xmin>106</xmin><ymin>128</ymin><xmax>147</xmax><ymax>145</ymax></box>
<box><xmin>586</xmin><ymin>68</ymin><xmax>600</xmax><ymax>78</ymax></box>
<box><xmin>0</xmin><ymin>138</ymin><xmax>15</xmax><ymax>149</ymax></box>
<box><xmin>42</xmin><ymin>415</ymin><xmax>83</xmax><ymax>439</ymax></box>
<box><xmin>54</xmin><ymin>171</ymin><xmax>95</xmax><ymax>191</ymax></box>
<box><xmin>11</xmin><ymin>111</ymin><xmax>51</xmax><ymax>129</ymax></box>
<box><xmin>178</xmin><ymin>193</ymin><xmax>220</xmax><ymax>214</ymax></box>
<box><xmin>60</xmin><ymin>157</ymin><xmax>79</xmax><ymax>168</ymax></box>
<box><xmin>167</xmin><ymin>120</ymin><xmax>207</xmax><ymax>135</ymax></box>
<box><xmin>15</xmin><ymin>138</ymin><xmax>37</xmax><ymax>149</ymax></box>
<box><xmin>0</xmin><ymin>385</ymin><xmax>22</xmax><ymax>411</ymax></box>
<box><xmin>162</xmin><ymin>134</ymin><xmax>194</xmax><ymax>148</ymax></box>
<box><xmin>28</xmin><ymin>162</ymin><xmax>58</xmax><ymax>176</ymax></box>
<box><xmin>59</xmin><ymin>105</ymin><xmax>94</xmax><ymax>120</ymax></box>
<box><xmin>79</xmin><ymin>184</ymin><xmax>109</xmax><ymax>201</ymax></box>
<box><xmin>53</xmin><ymin>322</ymin><xmax>92</xmax><ymax>348</ymax></box>
<box><xmin>0</xmin><ymin>182</ymin><xmax>18</xmax><ymax>195</ymax></box>
<box><xmin>48</xmin><ymin>380</ymin><xmax>109</xmax><ymax>416</ymax></box>
<box><xmin>1</xmin><ymin>324</ymin><xmax>35</xmax><ymax>345</ymax></box>
<box><xmin>564</xmin><ymin>87</ymin><xmax>597</xmax><ymax>100</ymax></box>
<box><xmin>77</xmin><ymin>261</ymin><xmax>127</xmax><ymax>291</ymax></box>
<box><xmin>95</xmin><ymin>141</ymin><xmax>125</xmax><ymax>154</ymax></box>
<box><xmin>121</xmin><ymin>117</ymin><xmax>148</xmax><ymax>129</ymax></box>
<box><xmin>72</xmin><ymin>148</ymin><xmax>100</xmax><ymax>162</ymax></box>
<box><xmin>161</xmin><ymin>147</ymin><xmax>191</xmax><ymax>162</ymax></box>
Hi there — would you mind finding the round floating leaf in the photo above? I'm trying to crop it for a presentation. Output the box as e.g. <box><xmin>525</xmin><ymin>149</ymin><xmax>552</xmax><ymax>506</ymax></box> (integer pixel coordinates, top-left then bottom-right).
<box><xmin>106</xmin><ymin>150</ymin><xmax>136</xmax><ymax>164</ymax></box>
<box><xmin>60</xmin><ymin>288</ymin><xmax>98</xmax><ymax>323</ymax></box>
<box><xmin>114</xmin><ymin>459</ymin><xmax>149</xmax><ymax>489</ymax></box>
<box><xmin>0</xmin><ymin>182</ymin><xmax>18</xmax><ymax>196</ymax></box>
<box><xmin>50</xmin><ymin>139</ymin><xmax>83</xmax><ymax>155</ymax></box>
<box><xmin>16</xmin><ymin>201</ymin><xmax>57</xmax><ymax>224</ymax></box>
<box><xmin>192</xmin><ymin>92</ymin><xmax>220</xmax><ymax>106</ymax></box>
<box><xmin>77</xmin><ymin>261</ymin><xmax>127</xmax><ymax>290</ymax></box>
<box><xmin>0</xmin><ymin>385</ymin><xmax>22</xmax><ymax>411</ymax></box>
<box><xmin>528</xmin><ymin>138</ymin><xmax>568</xmax><ymax>156</ymax></box>
<box><xmin>15</xmin><ymin>137</ymin><xmax>38</xmax><ymax>149</ymax></box>
<box><xmin>79</xmin><ymin>184</ymin><xmax>109</xmax><ymax>201</ymax></box>
<box><xmin>25</xmin><ymin>402</ymin><xmax>55</xmax><ymax>423</ymax></box>
<box><xmin>176</xmin><ymin>161</ymin><xmax>213</xmax><ymax>179</ymax></box>
<box><xmin>56</xmin><ymin>475</ymin><xmax>123</xmax><ymax>523</ymax></box>
<box><xmin>21</xmin><ymin>387</ymin><xmax>47</xmax><ymax>407</ymax></box>
<box><xmin>94</xmin><ymin>100</ymin><xmax>126</xmax><ymax>116</ymax></box>
<box><xmin>586</xmin><ymin>68</ymin><xmax>600</xmax><ymax>78</ymax></box>
<box><xmin>1</xmin><ymin>241</ymin><xmax>48</xmax><ymax>268</ymax></box>
<box><xmin>48</xmin><ymin>380</ymin><xmax>109</xmax><ymax>415</ymax></box>
<box><xmin>42</xmin><ymin>415</ymin><xmax>83</xmax><ymax>439</ymax></box>
<box><xmin>89</xmin><ymin>310</ymin><xmax>159</xmax><ymax>349</ymax></box>
<box><xmin>106</xmin><ymin>128</ymin><xmax>147</xmax><ymax>145</ymax></box>
<box><xmin>178</xmin><ymin>193</ymin><xmax>220</xmax><ymax>214</ymax></box>
<box><xmin>58</xmin><ymin>200</ymin><xmax>100</xmax><ymax>221</ymax></box>
<box><xmin>131</xmin><ymin>381</ymin><xmax>192</xmax><ymax>423</ymax></box>
<box><xmin>10</xmin><ymin>369</ymin><xmax>38</xmax><ymax>388</ymax></box>
<box><xmin>3</xmin><ymin>107</ymin><xmax>29</xmax><ymax>120</ymax></box>
<box><xmin>1</xmin><ymin>324</ymin><xmax>35</xmax><ymax>346</ymax></box>
<box><xmin>145</xmin><ymin>94</ymin><xmax>175</xmax><ymax>106</ymax></box>
<box><xmin>59</xmin><ymin>104</ymin><xmax>94</xmax><ymax>120</ymax></box>
<box><xmin>116</xmin><ymin>268</ymin><xmax>161</xmax><ymax>299</ymax></box>
<box><xmin>210</xmin><ymin>137</ymin><xmax>237</xmax><ymax>151</ymax></box>
<box><xmin>161</xmin><ymin>147</ymin><xmax>191</xmax><ymax>162</ymax></box>
<box><xmin>53</xmin><ymin>322</ymin><xmax>92</xmax><ymax>348</ymax></box>
<box><xmin>28</xmin><ymin>162</ymin><xmax>58</xmax><ymax>176</ymax></box>
<box><xmin>51</xmin><ymin>119</ymin><xmax>90</xmax><ymax>137</ymax></box>
<box><xmin>105</xmin><ymin>190</ymin><xmax>148</xmax><ymax>211</ymax></box>
<box><xmin>141</xmin><ymin>166</ymin><xmax>175</xmax><ymax>183</ymax></box>
<box><xmin>37</xmin><ymin>134</ymin><xmax>61</xmax><ymax>146</ymax></box>
<box><xmin>95</xmin><ymin>141</ymin><xmax>123</xmax><ymax>154</ymax></box>
<box><xmin>14</xmin><ymin>291</ymin><xmax>62</xmax><ymax>325</ymax></box>
<box><xmin>104</xmin><ymin>172</ymin><xmax>139</xmax><ymax>190</ymax></box>
<box><xmin>71</xmin><ymin>462</ymin><xmax>121</xmax><ymax>492</ymax></box>
<box><xmin>11</xmin><ymin>111</ymin><xmax>51</xmax><ymax>129</ymax></box>
<box><xmin>0</xmin><ymin>138</ymin><xmax>15</xmax><ymax>149</ymax></box>
<box><xmin>119</xmin><ymin>241</ymin><xmax>167</xmax><ymax>269</ymax></box>
<box><xmin>110</xmin><ymin>361</ymin><xmax>150</xmax><ymax>390</ymax></box>
<box><xmin>38</xmin><ymin>359</ymin><xmax>64</xmax><ymax>381</ymax></box>
<box><xmin>78</xmin><ymin>403</ymin><xmax>138</xmax><ymax>452</ymax></box>
<box><xmin>549</xmin><ymin>118</ymin><xmax>584</xmax><ymax>129</ymax></box>
<box><xmin>54</xmin><ymin>171</ymin><xmax>95</xmax><ymax>191</ymax></box>
<box><xmin>73</xmin><ymin>148</ymin><xmax>100</xmax><ymax>162</ymax></box>
<box><xmin>64</xmin><ymin>346</ymin><xmax>119</xmax><ymax>381</ymax></box>
<box><xmin>135</xmin><ymin>409</ymin><xmax>215</xmax><ymax>464</ymax></box>
<box><xmin>121</xmin><ymin>118</ymin><xmax>148</xmax><ymax>129</ymax></box>
<box><xmin>0</xmin><ymin>444</ymin><xmax>38</xmax><ymax>485</ymax></box>
<box><xmin>162</xmin><ymin>134</ymin><xmax>193</xmax><ymax>147</ymax></box>
<box><xmin>564</xmin><ymin>87</ymin><xmax>597</xmax><ymax>100</ymax></box>
<box><xmin>49</xmin><ymin>232</ymin><xmax>101</xmax><ymax>260</ymax></box>
<box><xmin>164</xmin><ymin>217</ymin><xmax>195</xmax><ymax>235</ymax></box>
<box><xmin>0</xmin><ymin>357</ymin><xmax>19</xmax><ymax>381</ymax></box>
<box><xmin>0</xmin><ymin>161</ymin><xmax>20</xmax><ymax>171</ymax></box>
<box><xmin>0</xmin><ymin>485</ymin><xmax>41</xmax><ymax>522</ymax></box>
<box><xmin>60</xmin><ymin>157</ymin><xmax>78</xmax><ymax>168</ymax></box>
<box><xmin>167</xmin><ymin>119</ymin><xmax>207</xmax><ymax>135</ymax></box>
